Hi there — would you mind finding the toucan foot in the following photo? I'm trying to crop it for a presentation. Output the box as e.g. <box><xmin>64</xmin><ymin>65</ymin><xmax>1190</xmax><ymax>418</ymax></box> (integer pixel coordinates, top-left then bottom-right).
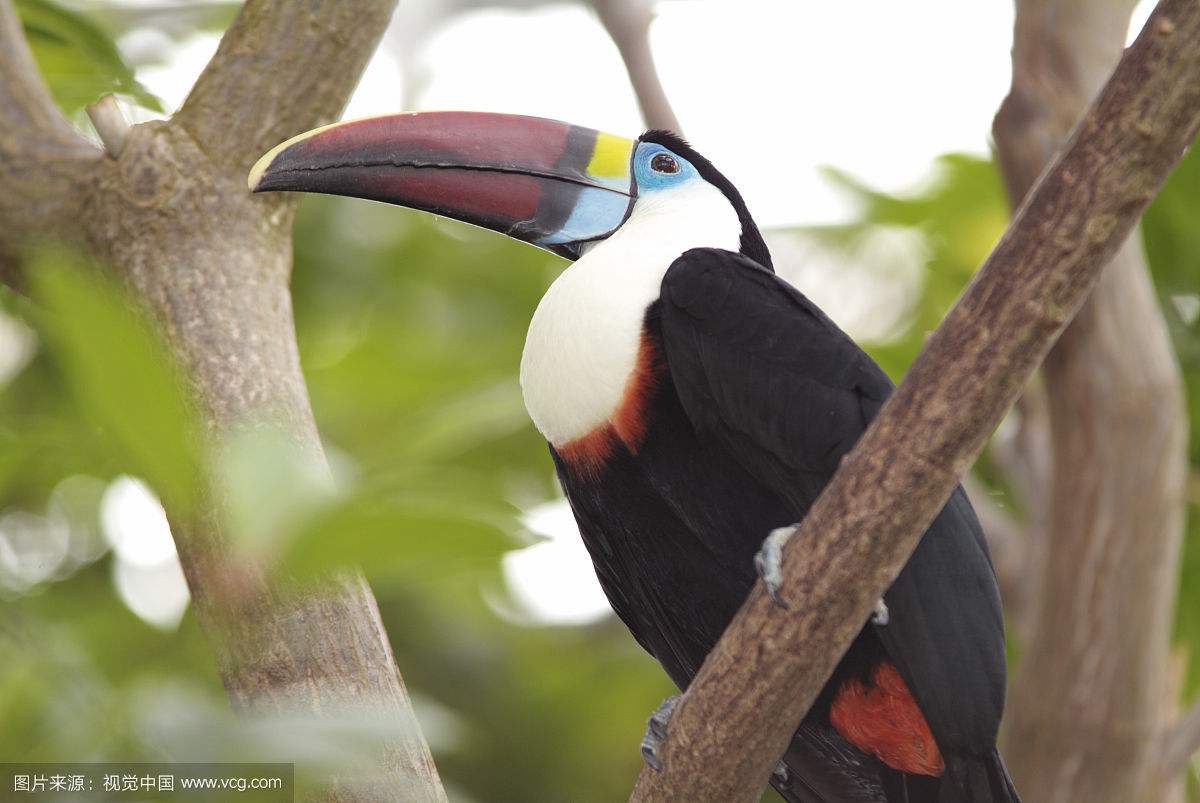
<box><xmin>755</xmin><ymin>525</ymin><xmax>797</xmax><ymax>609</ymax></box>
<box><xmin>772</xmin><ymin>762</ymin><xmax>790</xmax><ymax>784</ymax></box>
<box><xmin>872</xmin><ymin>598</ymin><xmax>890</xmax><ymax>626</ymax></box>
<box><xmin>640</xmin><ymin>694</ymin><xmax>680</xmax><ymax>772</ymax></box>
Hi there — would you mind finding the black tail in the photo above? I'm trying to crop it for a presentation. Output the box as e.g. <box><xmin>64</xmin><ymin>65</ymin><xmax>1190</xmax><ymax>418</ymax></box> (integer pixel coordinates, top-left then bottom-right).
<box><xmin>939</xmin><ymin>749</ymin><xmax>1020</xmax><ymax>803</ymax></box>
<box><xmin>770</xmin><ymin>734</ymin><xmax>1020</xmax><ymax>803</ymax></box>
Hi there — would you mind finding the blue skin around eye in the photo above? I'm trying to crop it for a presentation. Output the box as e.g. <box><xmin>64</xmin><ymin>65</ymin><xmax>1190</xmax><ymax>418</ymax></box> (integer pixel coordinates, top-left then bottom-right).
<box><xmin>631</xmin><ymin>142</ymin><xmax>699</xmax><ymax>193</ymax></box>
<box><xmin>537</xmin><ymin>143</ymin><xmax>698</xmax><ymax>247</ymax></box>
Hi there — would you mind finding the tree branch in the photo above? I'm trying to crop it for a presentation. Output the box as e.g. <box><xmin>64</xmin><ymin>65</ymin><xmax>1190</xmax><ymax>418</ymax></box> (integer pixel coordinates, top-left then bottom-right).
<box><xmin>590</xmin><ymin>0</ymin><xmax>682</xmax><ymax>133</ymax></box>
<box><xmin>175</xmin><ymin>0</ymin><xmax>398</xmax><ymax>172</ymax></box>
<box><xmin>0</xmin><ymin>0</ymin><xmax>94</xmax><ymax>155</ymax></box>
<box><xmin>1161</xmin><ymin>698</ymin><xmax>1200</xmax><ymax>778</ymax></box>
<box><xmin>628</xmin><ymin>1</ymin><xmax>1200</xmax><ymax>799</ymax></box>
<box><xmin>994</xmin><ymin>0</ymin><xmax>1189</xmax><ymax>799</ymax></box>
<box><xmin>0</xmin><ymin>0</ymin><xmax>99</xmax><ymax>272</ymax></box>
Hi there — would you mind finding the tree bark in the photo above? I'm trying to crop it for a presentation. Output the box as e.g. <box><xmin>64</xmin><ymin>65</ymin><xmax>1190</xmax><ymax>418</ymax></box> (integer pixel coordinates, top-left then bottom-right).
<box><xmin>0</xmin><ymin>0</ymin><xmax>95</xmax><ymax>283</ymax></box>
<box><xmin>0</xmin><ymin>2</ymin><xmax>447</xmax><ymax>800</ymax></box>
<box><xmin>993</xmin><ymin>2</ymin><xmax>1189</xmax><ymax>801</ymax></box>
<box><xmin>627</xmin><ymin>1</ymin><xmax>1200</xmax><ymax>800</ymax></box>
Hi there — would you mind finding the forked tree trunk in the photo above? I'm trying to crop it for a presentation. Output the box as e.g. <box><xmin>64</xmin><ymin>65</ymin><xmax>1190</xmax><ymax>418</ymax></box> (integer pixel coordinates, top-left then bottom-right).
<box><xmin>0</xmin><ymin>2</ymin><xmax>446</xmax><ymax>800</ymax></box>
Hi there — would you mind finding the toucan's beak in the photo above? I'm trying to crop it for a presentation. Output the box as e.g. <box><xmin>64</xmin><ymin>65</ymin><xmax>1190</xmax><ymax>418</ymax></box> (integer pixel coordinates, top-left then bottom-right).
<box><xmin>249</xmin><ymin>111</ymin><xmax>636</xmax><ymax>259</ymax></box>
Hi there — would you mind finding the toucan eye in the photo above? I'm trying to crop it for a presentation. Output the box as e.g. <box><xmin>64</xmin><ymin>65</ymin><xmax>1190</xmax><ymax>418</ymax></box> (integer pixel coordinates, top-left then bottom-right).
<box><xmin>650</xmin><ymin>153</ymin><xmax>680</xmax><ymax>174</ymax></box>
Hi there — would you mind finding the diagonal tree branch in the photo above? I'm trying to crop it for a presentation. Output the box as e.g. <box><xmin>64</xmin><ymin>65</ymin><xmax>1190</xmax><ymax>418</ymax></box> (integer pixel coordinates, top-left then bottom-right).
<box><xmin>0</xmin><ymin>0</ymin><xmax>99</xmax><ymax>274</ymax></box>
<box><xmin>628</xmin><ymin>1</ymin><xmax>1200</xmax><ymax>799</ymax></box>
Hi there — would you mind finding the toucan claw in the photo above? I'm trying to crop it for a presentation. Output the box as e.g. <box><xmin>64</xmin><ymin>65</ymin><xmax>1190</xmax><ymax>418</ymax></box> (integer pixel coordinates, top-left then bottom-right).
<box><xmin>872</xmin><ymin>598</ymin><xmax>890</xmax><ymax>626</ymax></box>
<box><xmin>755</xmin><ymin>525</ymin><xmax>796</xmax><ymax>609</ymax></box>
<box><xmin>640</xmin><ymin>694</ymin><xmax>680</xmax><ymax>772</ymax></box>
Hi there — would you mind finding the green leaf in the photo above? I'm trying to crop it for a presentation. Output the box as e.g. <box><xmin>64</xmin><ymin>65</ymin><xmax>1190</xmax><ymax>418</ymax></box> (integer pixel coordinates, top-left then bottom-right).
<box><xmin>215</xmin><ymin>425</ymin><xmax>336</xmax><ymax>560</ymax></box>
<box><xmin>279</xmin><ymin>484</ymin><xmax>515</xmax><ymax>589</ymax></box>
<box><xmin>16</xmin><ymin>0</ymin><xmax>162</xmax><ymax>114</ymax></box>
<box><xmin>28</xmin><ymin>249</ymin><xmax>200</xmax><ymax>515</ymax></box>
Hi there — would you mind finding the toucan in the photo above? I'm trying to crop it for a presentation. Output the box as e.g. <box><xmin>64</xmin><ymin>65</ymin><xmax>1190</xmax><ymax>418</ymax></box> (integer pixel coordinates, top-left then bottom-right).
<box><xmin>249</xmin><ymin>112</ymin><xmax>1021</xmax><ymax>803</ymax></box>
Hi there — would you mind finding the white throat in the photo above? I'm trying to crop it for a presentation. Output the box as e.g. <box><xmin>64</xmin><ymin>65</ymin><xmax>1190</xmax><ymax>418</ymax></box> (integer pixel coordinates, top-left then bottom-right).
<box><xmin>519</xmin><ymin>180</ymin><xmax>743</xmax><ymax>446</ymax></box>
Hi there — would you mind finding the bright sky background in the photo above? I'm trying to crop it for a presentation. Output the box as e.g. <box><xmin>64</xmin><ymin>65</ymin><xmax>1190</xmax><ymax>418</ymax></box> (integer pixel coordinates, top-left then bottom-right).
<box><xmin>45</xmin><ymin>0</ymin><xmax>1156</xmax><ymax>628</ymax></box>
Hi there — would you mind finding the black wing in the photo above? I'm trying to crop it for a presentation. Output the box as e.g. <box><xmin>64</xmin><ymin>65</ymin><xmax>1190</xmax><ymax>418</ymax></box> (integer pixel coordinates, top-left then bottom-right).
<box><xmin>657</xmin><ymin>247</ymin><xmax>1007</xmax><ymax>758</ymax></box>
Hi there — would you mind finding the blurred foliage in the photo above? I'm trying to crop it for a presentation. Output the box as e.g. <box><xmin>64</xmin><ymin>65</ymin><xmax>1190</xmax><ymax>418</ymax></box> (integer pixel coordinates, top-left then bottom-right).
<box><xmin>16</xmin><ymin>0</ymin><xmax>161</xmax><ymax>114</ymax></box>
<box><xmin>802</xmin><ymin>155</ymin><xmax>1011</xmax><ymax>381</ymax></box>
<box><xmin>68</xmin><ymin>0</ymin><xmax>238</xmax><ymax>42</ymax></box>
<box><xmin>0</xmin><ymin>2</ymin><xmax>1197</xmax><ymax>802</ymax></box>
<box><xmin>29</xmin><ymin>250</ymin><xmax>201</xmax><ymax>515</ymax></box>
